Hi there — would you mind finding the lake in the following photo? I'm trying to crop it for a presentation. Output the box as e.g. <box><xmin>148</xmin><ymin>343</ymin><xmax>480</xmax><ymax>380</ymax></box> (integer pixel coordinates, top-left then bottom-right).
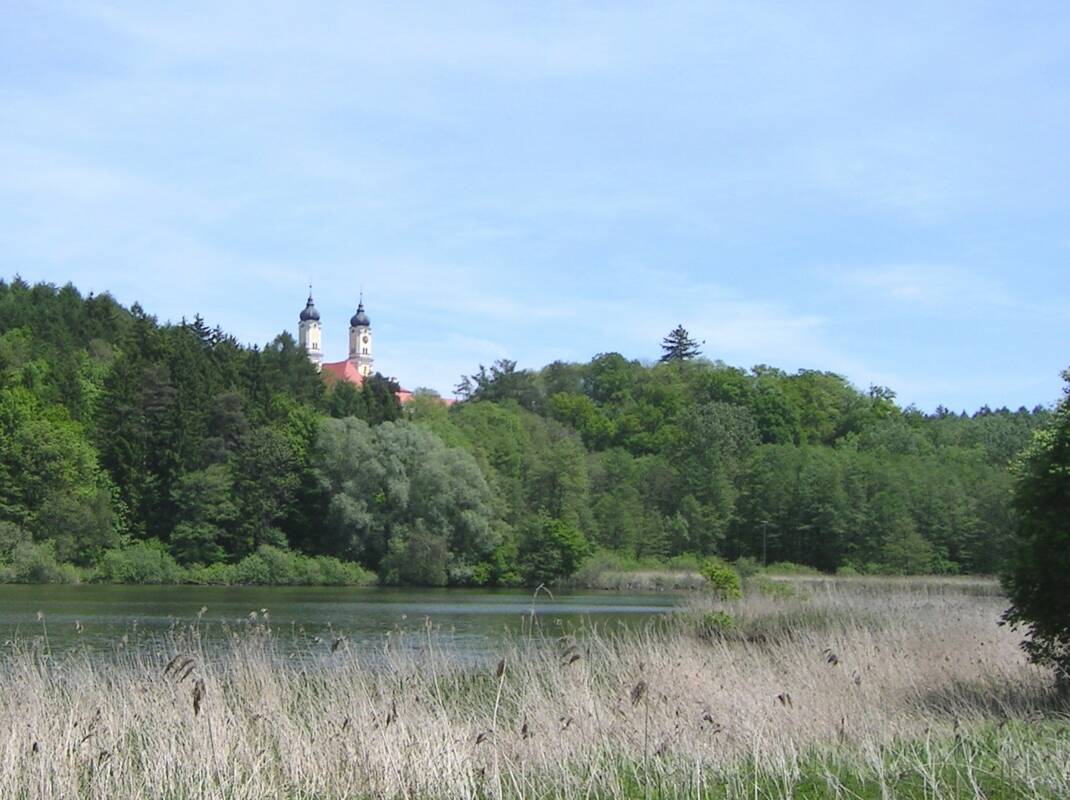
<box><xmin>0</xmin><ymin>584</ymin><xmax>683</xmax><ymax>659</ymax></box>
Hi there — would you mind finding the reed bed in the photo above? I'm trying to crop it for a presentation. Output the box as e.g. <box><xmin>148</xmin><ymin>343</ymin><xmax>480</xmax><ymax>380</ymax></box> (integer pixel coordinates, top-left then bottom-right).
<box><xmin>566</xmin><ymin>568</ymin><xmax>707</xmax><ymax>592</ymax></box>
<box><xmin>1</xmin><ymin>578</ymin><xmax>1066</xmax><ymax>799</ymax></box>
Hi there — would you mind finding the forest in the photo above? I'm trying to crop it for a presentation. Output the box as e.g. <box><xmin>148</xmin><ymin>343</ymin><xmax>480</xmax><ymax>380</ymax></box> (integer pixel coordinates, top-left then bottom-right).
<box><xmin>0</xmin><ymin>277</ymin><xmax>1056</xmax><ymax>585</ymax></box>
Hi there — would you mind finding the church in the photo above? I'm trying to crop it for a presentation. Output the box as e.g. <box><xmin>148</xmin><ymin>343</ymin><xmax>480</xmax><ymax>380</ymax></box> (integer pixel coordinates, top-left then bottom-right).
<box><xmin>298</xmin><ymin>291</ymin><xmax>415</xmax><ymax>403</ymax></box>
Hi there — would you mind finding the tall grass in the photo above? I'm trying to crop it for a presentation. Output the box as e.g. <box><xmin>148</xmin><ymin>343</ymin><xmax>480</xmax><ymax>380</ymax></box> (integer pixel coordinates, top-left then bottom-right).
<box><xmin>567</xmin><ymin>550</ymin><xmax>707</xmax><ymax>591</ymax></box>
<box><xmin>1</xmin><ymin>578</ymin><xmax>1065</xmax><ymax>798</ymax></box>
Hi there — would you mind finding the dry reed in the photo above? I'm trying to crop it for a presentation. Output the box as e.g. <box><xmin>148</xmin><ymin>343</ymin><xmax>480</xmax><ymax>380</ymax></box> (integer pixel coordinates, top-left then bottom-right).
<box><xmin>0</xmin><ymin>577</ymin><xmax>1066</xmax><ymax>799</ymax></box>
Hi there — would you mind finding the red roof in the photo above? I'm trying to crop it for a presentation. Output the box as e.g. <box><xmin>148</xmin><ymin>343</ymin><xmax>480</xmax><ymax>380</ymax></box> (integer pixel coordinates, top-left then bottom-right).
<box><xmin>321</xmin><ymin>360</ymin><xmax>365</xmax><ymax>387</ymax></box>
<box><xmin>322</xmin><ymin>359</ymin><xmax>436</xmax><ymax>405</ymax></box>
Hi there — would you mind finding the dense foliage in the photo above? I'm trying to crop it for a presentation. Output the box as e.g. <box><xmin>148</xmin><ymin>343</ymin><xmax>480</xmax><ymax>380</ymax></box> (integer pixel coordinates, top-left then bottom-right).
<box><xmin>0</xmin><ymin>277</ymin><xmax>1055</xmax><ymax>585</ymax></box>
<box><xmin>1002</xmin><ymin>370</ymin><xmax>1070</xmax><ymax>682</ymax></box>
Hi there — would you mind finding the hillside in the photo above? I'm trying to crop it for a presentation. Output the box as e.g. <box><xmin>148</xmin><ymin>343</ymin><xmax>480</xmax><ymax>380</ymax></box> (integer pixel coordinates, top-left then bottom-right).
<box><xmin>0</xmin><ymin>277</ymin><xmax>1054</xmax><ymax>584</ymax></box>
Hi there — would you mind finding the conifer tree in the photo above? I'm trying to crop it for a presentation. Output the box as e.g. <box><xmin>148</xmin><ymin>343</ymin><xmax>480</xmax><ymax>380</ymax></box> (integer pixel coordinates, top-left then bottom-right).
<box><xmin>659</xmin><ymin>325</ymin><xmax>703</xmax><ymax>362</ymax></box>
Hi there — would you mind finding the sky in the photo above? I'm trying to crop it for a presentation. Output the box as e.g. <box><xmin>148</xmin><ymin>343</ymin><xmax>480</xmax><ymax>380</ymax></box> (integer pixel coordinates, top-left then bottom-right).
<box><xmin>2</xmin><ymin>2</ymin><xmax>1068</xmax><ymax>411</ymax></box>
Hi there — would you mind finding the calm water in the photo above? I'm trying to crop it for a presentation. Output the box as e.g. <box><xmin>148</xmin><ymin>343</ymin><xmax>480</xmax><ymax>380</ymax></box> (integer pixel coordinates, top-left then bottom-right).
<box><xmin>0</xmin><ymin>585</ymin><xmax>682</xmax><ymax>659</ymax></box>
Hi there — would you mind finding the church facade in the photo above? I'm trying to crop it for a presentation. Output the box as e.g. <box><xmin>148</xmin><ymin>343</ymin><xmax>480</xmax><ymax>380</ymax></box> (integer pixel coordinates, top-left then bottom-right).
<box><xmin>298</xmin><ymin>292</ymin><xmax>415</xmax><ymax>402</ymax></box>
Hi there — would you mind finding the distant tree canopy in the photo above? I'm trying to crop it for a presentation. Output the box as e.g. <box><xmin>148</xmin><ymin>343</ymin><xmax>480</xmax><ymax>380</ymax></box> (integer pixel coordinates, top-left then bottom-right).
<box><xmin>0</xmin><ymin>276</ymin><xmax>1058</xmax><ymax>586</ymax></box>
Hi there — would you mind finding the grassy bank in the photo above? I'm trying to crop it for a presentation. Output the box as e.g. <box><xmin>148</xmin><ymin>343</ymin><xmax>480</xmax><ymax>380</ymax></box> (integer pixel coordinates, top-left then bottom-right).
<box><xmin>1</xmin><ymin>576</ymin><xmax>1065</xmax><ymax>798</ymax></box>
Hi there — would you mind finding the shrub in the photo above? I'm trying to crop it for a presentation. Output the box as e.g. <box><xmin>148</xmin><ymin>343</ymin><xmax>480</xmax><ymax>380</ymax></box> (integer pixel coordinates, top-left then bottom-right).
<box><xmin>186</xmin><ymin>561</ymin><xmax>237</xmax><ymax>585</ymax></box>
<box><xmin>836</xmin><ymin>564</ymin><xmax>861</xmax><ymax>577</ymax></box>
<box><xmin>197</xmin><ymin>546</ymin><xmax>374</xmax><ymax>586</ymax></box>
<box><xmin>700</xmin><ymin>559</ymin><xmax>742</xmax><ymax>600</ymax></box>
<box><xmin>700</xmin><ymin>611</ymin><xmax>736</xmax><ymax>637</ymax></box>
<box><xmin>229</xmin><ymin>552</ymin><xmax>273</xmax><ymax>584</ymax></box>
<box><xmin>8</xmin><ymin>541</ymin><xmax>81</xmax><ymax>584</ymax></box>
<box><xmin>97</xmin><ymin>540</ymin><xmax>183</xmax><ymax>584</ymax></box>
<box><xmin>256</xmin><ymin>544</ymin><xmax>306</xmax><ymax>584</ymax></box>
<box><xmin>311</xmin><ymin>555</ymin><xmax>375</xmax><ymax>586</ymax></box>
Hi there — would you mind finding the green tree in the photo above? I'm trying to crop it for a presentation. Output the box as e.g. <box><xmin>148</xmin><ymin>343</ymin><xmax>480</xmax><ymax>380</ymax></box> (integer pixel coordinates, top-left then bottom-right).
<box><xmin>659</xmin><ymin>325</ymin><xmax>703</xmax><ymax>362</ymax></box>
<box><xmin>360</xmin><ymin>373</ymin><xmax>403</xmax><ymax>425</ymax></box>
<box><xmin>465</xmin><ymin>359</ymin><xmax>542</xmax><ymax>411</ymax></box>
<box><xmin>547</xmin><ymin>392</ymin><xmax>615</xmax><ymax>449</ymax></box>
<box><xmin>170</xmin><ymin>465</ymin><xmax>237</xmax><ymax>564</ymax></box>
<box><xmin>0</xmin><ymin>386</ymin><xmax>118</xmax><ymax>560</ymax></box>
<box><xmin>517</xmin><ymin>515</ymin><xmax>590</xmax><ymax>585</ymax></box>
<box><xmin>1001</xmin><ymin>369</ymin><xmax>1070</xmax><ymax>682</ymax></box>
<box><xmin>35</xmin><ymin>488</ymin><xmax>118</xmax><ymax>566</ymax></box>
<box><xmin>327</xmin><ymin>380</ymin><xmax>364</xmax><ymax>419</ymax></box>
<box><xmin>379</xmin><ymin>527</ymin><xmax>450</xmax><ymax>586</ymax></box>
<box><xmin>231</xmin><ymin>428</ymin><xmax>302</xmax><ymax>556</ymax></box>
<box><xmin>316</xmin><ymin>418</ymin><xmax>499</xmax><ymax>581</ymax></box>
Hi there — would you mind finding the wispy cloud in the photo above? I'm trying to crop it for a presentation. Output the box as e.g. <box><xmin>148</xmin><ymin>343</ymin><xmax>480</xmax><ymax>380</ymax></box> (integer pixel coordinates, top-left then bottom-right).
<box><xmin>839</xmin><ymin>265</ymin><xmax>1014</xmax><ymax>312</ymax></box>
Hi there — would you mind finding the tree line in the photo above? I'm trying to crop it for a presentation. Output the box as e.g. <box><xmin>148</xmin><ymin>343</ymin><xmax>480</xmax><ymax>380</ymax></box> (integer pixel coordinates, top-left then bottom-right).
<box><xmin>0</xmin><ymin>277</ymin><xmax>1056</xmax><ymax>585</ymax></box>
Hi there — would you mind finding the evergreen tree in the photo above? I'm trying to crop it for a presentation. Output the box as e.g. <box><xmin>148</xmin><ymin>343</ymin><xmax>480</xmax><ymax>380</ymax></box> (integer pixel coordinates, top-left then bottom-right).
<box><xmin>659</xmin><ymin>325</ymin><xmax>703</xmax><ymax>362</ymax></box>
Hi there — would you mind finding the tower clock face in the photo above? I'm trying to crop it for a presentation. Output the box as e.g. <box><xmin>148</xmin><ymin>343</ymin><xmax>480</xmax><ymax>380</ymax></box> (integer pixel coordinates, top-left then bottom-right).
<box><xmin>362</xmin><ymin>335</ymin><xmax>369</xmax><ymax>344</ymax></box>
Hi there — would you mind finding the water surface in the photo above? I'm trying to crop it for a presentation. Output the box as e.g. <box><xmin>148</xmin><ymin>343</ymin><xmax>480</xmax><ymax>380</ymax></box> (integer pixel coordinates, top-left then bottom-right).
<box><xmin>0</xmin><ymin>584</ymin><xmax>682</xmax><ymax>659</ymax></box>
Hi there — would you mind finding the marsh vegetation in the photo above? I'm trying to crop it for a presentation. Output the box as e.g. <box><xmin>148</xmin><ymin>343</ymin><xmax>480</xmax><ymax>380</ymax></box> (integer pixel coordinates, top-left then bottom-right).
<box><xmin>2</xmin><ymin>576</ymin><xmax>1065</xmax><ymax>798</ymax></box>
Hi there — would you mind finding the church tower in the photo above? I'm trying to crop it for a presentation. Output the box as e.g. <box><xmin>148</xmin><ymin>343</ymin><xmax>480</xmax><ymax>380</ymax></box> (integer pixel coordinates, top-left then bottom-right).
<box><xmin>298</xmin><ymin>290</ymin><xmax>323</xmax><ymax>371</ymax></box>
<box><xmin>348</xmin><ymin>296</ymin><xmax>374</xmax><ymax>378</ymax></box>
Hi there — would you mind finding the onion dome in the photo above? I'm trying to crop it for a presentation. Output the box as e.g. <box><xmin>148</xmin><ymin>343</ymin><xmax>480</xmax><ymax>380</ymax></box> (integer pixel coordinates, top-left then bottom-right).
<box><xmin>350</xmin><ymin>299</ymin><xmax>370</xmax><ymax>327</ymax></box>
<box><xmin>299</xmin><ymin>292</ymin><xmax>320</xmax><ymax>322</ymax></box>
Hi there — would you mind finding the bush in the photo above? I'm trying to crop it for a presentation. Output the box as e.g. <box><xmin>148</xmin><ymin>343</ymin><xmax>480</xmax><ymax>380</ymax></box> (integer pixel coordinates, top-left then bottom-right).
<box><xmin>230</xmin><ymin>549</ymin><xmax>283</xmax><ymax>585</ymax></box>
<box><xmin>699</xmin><ymin>611</ymin><xmax>736</xmax><ymax>638</ymax></box>
<box><xmin>186</xmin><ymin>561</ymin><xmax>237</xmax><ymax>585</ymax></box>
<box><xmin>191</xmin><ymin>546</ymin><xmax>375</xmax><ymax>586</ymax></box>
<box><xmin>97</xmin><ymin>540</ymin><xmax>183</xmax><ymax>584</ymax></box>
<box><xmin>836</xmin><ymin>564</ymin><xmax>861</xmax><ymax>577</ymax></box>
<box><xmin>310</xmin><ymin>555</ymin><xmax>375</xmax><ymax>586</ymax></box>
<box><xmin>5</xmin><ymin>541</ymin><xmax>81</xmax><ymax>584</ymax></box>
<box><xmin>700</xmin><ymin>559</ymin><xmax>742</xmax><ymax>600</ymax></box>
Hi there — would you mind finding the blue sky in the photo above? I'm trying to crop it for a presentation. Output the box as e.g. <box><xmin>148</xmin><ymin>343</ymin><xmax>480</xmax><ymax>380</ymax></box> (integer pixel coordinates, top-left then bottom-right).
<box><xmin>2</xmin><ymin>2</ymin><xmax>1068</xmax><ymax>411</ymax></box>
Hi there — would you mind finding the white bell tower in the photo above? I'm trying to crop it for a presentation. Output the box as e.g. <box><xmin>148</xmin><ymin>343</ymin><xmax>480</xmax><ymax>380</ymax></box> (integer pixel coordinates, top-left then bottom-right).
<box><xmin>298</xmin><ymin>289</ymin><xmax>323</xmax><ymax>371</ymax></box>
<box><xmin>348</xmin><ymin>296</ymin><xmax>374</xmax><ymax>378</ymax></box>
